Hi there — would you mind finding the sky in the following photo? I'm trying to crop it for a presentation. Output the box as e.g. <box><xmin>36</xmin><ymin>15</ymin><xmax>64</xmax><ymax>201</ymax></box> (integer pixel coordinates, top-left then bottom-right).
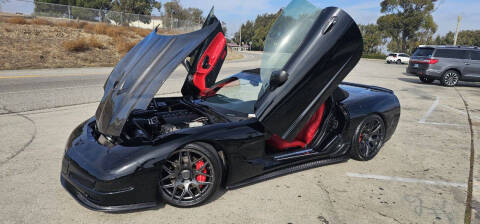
<box><xmin>170</xmin><ymin>0</ymin><xmax>480</xmax><ymax>38</ymax></box>
<box><xmin>1</xmin><ymin>0</ymin><xmax>478</xmax><ymax>38</ymax></box>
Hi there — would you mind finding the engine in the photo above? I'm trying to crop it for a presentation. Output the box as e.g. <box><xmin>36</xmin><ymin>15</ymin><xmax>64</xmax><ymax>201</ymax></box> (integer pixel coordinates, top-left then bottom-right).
<box><xmin>120</xmin><ymin>100</ymin><xmax>210</xmax><ymax>143</ymax></box>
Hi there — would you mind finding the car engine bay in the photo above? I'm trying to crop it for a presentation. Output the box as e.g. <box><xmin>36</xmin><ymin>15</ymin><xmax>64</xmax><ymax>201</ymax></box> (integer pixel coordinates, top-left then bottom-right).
<box><xmin>109</xmin><ymin>98</ymin><xmax>215</xmax><ymax>144</ymax></box>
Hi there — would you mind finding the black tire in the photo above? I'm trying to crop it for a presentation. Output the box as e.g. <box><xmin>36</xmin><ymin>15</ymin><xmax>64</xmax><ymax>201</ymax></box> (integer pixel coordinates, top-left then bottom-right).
<box><xmin>386</xmin><ymin>61</ymin><xmax>391</xmax><ymax>64</ymax></box>
<box><xmin>350</xmin><ymin>114</ymin><xmax>386</xmax><ymax>161</ymax></box>
<box><xmin>159</xmin><ymin>142</ymin><xmax>223</xmax><ymax>207</ymax></box>
<box><xmin>419</xmin><ymin>76</ymin><xmax>434</xmax><ymax>83</ymax></box>
<box><xmin>440</xmin><ymin>70</ymin><xmax>459</xmax><ymax>87</ymax></box>
<box><xmin>396</xmin><ymin>59</ymin><xmax>401</xmax><ymax>64</ymax></box>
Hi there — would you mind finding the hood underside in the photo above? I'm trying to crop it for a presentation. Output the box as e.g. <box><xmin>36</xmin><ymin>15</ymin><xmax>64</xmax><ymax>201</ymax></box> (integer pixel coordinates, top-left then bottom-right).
<box><xmin>95</xmin><ymin>22</ymin><xmax>219</xmax><ymax>137</ymax></box>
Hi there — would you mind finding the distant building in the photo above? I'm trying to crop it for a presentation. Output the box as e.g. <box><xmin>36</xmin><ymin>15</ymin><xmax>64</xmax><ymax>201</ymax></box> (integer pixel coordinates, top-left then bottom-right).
<box><xmin>227</xmin><ymin>42</ymin><xmax>250</xmax><ymax>51</ymax></box>
<box><xmin>127</xmin><ymin>16</ymin><xmax>163</xmax><ymax>29</ymax></box>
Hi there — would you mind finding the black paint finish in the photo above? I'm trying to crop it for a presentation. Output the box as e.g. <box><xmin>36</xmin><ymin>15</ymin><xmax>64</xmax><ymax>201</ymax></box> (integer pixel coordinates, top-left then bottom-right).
<box><xmin>61</xmin><ymin>82</ymin><xmax>400</xmax><ymax>212</ymax></box>
<box><xmin>255</xmin><ymin>7</ymin><xmax>363</xmax><ymax>141</ymax></box>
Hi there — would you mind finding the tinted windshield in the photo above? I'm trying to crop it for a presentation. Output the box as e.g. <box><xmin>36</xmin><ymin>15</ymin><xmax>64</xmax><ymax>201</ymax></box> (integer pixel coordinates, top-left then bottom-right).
<box><xmin>200</xmin><ymin>73</ymin><xmax>261</xmax><ymax>114</ymax></box>
<box><xmin>413</xmin><ymin>48</ymin><xmax>434</xmax><ymax>57</ymax></box>
<box><xmin>260</xmin><ymin>0</ymin><xmax>322</xmax><ymax>91</ymax></box>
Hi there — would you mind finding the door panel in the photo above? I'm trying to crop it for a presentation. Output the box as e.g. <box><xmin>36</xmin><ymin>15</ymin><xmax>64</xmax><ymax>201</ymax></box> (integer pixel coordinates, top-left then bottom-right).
<box><xmin>181</xmin><ymin>10</ymin><xmax>227</xmax><ymax>98</ymax></box>
<box><xmin>255</xmin><ymin>7</ymin><xmax>363</xmax><ymax>141</ymax></box>
<box><xmin>464</xmin><ymin>50</ymin><xmax>480</xmax><ymax>81</ymax></box>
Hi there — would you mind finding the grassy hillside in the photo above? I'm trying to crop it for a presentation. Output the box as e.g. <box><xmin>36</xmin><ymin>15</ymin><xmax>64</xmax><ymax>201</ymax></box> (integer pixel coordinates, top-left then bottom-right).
<box><xmin>0</xmin><ymin>16</ymin><xmax>242</xmax><ymax>70</ymax></box>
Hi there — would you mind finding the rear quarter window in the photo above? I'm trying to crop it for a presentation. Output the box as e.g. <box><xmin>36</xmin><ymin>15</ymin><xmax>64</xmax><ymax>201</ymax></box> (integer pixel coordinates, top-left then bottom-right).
<box><xmin>434</xmin><ymin>49</ymin><xmax>467</xmax><ymax>59</ymax></box>
<box><xmin>413</xmin><ymin>48</ymin><xmax>434</xmax><ymax>57</ymax></box>
<box><xmin>470</xmin><ymin>51</ymin><xmax>480</xmax><ymax>60</ymax></box>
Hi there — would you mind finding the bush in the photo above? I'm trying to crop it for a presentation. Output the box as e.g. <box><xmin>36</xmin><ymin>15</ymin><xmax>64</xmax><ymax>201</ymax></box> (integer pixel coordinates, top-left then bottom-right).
<box><xmin>31</xmin><ymin>18</ymin><xmax>51</xmax><ymax>25</ymax></box>
<box><xmin>362</xmin><ymin>53</ymin><xmax>386</xmax><ymax>59</ymax></box>
<box><xmin>63</xmin><ymin>38</ymin><xmax>90</xmax><ymax>52</ymax></box>
<box><xmin>131</xmin><ymin>27</ymin><xmax>151</xmax><ymax>37</ymax></box>
<box><xmin>115</xmin><ymin>37</ymin><xmax>138</xmax><ymax>54</ymax></box>
<box><xmin>7</xmin><ymin>17</ymin><xmax>28</xmax><ymax>25</ymax></box>
<box><xmin>58</xmin><ymin>21</ymin><xmax>87</xmax><ymax>29</ymax></box>
<box><xmin>93</xmin><ymin>23</ymin><xmax>108</xmax><ymax>35</ymax></box>
<box><xmin>88</xmin><ymin>36</ymin><xmax>104</xmax><ymax>49</ymax></box>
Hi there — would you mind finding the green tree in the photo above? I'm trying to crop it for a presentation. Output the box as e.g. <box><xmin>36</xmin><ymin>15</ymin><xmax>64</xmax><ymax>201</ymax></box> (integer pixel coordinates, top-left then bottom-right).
<box><xmin>251</xmin><ymin>12</ymin><xmax>280</xmax><ymax>50</ymax></box>
<box><xmin>34</xmin><ymin>0</ymin><xmax>161</xmax><ymax>24</ymax></box>
<box><xmin>359</xmin><ymin>24</ymin><xmax>384</xmax><ymax>54</ymax></box>
<box><xmin>233</xmin><ymin>20</ymin><xmax>254</xmax><ymax>45</ymax></box>
<box><xmin>435</xmin><ymin>30</ymin><xmax>480</xmax><ymax>46</ymax></box>
<box><xmin>34</xmin><ymin>0</ymin><xmax>113</xmax><ymax>21</ymax></box>
<box><xmin>163</xmin><ymin>1</ymin><xmax>203</xmax><ymax>28</ymax></box>
<box><xmin>233</xmin><ymin>11</ymin><xmax>280</xmax><ymax>50</ymax></box>
<box><xmin>377</xmin><ymin>0</ymin><xmax>438</xmax><ymax>53</ymax></box>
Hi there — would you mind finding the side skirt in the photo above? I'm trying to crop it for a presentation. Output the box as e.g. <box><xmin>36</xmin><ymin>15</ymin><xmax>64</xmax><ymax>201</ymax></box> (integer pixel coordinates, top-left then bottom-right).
<box><xmin>225</xmin><ymin>156</ymin><xmax>349</xmax><ymax>190</ymax></box>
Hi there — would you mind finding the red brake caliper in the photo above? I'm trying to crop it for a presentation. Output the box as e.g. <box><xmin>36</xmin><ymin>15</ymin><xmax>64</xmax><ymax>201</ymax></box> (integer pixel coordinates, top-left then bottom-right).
<box><xmin>195</xmin><ymin>161</ymin><xmax>207</xmax><ymax>188</ymax></box>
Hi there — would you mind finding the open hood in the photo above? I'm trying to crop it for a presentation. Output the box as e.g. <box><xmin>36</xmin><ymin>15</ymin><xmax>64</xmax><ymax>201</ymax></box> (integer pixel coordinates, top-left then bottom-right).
<box><xmin>254</xmin><ymin>0</ymin><xmax>363</xmax><ymax>141</ymax></box>
<box><xmin>95</xmin><ymin>11</ymin><xmax>226</xmax><ymax>137</ymax></box>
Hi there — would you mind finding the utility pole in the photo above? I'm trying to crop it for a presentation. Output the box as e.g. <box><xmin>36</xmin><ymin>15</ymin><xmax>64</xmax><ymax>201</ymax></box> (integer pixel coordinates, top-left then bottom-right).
<box><xmin>239</xmin><ymin>26</ymin><xmax>242</xmax><ymax>51</ymax></box>
<box><xmin>453</xmin><ymin>16</ymin><xmax>462</xmax><ymax>46</ymax></box>
<box><xmin>170</xmin><ymin>10</ymin><xmax>175</xmax><ymax>30</ymax></box>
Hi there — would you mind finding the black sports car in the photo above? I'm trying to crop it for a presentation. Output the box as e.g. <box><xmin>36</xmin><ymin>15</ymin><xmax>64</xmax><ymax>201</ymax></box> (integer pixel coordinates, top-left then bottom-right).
<box><xmin>61</xmin><ymin>0</ymin><xmax>400</xmax><ymax>212</ymax></box>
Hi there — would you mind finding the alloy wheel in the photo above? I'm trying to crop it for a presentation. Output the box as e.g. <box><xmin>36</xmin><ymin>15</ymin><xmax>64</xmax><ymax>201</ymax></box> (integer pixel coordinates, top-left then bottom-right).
<box><xmin>443</xmin><ymin>72</ymin><xmax>459</xmax><ymax>86</ymax></box>
<box><xmin>357</xmin><ymin>117</ymin><xmax>385</xmax><ymax>159</ymax></box>
<box><xmin>160</xmin><ymin>148</ymin><xmax>215</xmax><ymax>204</ymax></box>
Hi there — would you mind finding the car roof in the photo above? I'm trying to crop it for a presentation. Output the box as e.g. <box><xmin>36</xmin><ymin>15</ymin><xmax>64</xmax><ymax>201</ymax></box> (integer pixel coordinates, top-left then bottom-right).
<box><xmin>418</xmin><ymin>45</ymin><xmax>480</xmax><ymax>51</ymax></box>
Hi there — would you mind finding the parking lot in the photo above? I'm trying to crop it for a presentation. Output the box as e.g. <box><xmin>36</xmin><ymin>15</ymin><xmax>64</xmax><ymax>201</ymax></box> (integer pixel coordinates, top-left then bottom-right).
<box><xmin>0</xmin><ymin>58</ymin><xmax>479</xmax><ymax>224</ymax></box>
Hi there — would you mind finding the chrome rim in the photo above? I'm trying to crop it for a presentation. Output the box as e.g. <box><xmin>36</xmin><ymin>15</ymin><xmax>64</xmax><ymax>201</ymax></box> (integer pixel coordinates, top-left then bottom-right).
<box><xmin>160</xmin><ymin>149</ymin><xmax>214</xmax><ymax>203</ymax></box>
<box><xmin>444</xmin><ymin>72</ymin><xmax>458</xmax><ymax>86</ymax></box>
<box><xmin>358</xmin><ymin>118</ymin><xmax>385</xmax><ymax>158</ymax></box>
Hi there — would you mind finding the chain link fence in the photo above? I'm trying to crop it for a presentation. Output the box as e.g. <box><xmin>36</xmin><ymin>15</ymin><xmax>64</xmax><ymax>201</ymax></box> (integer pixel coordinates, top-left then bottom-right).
<box><xmin>0</xmin><ymin>0</ymin><xmax>201</xmax><ymax>32</ymax></box>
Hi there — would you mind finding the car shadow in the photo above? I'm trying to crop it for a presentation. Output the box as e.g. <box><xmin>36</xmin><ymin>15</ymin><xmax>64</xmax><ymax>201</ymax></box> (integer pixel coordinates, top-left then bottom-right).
<box><xmin>397</xmin><ymin>77</ymin><xmax>480</xmax><ymax>88</ymax></box>
<box><xmin>107</xmin><ymin>203</ymin><xmax>166</xmax><ymax>214</ymax></box>
<box><xmin>402</xmin><ymin>72</ymin><xmax>416</xmax><ymax>77</ymax></box>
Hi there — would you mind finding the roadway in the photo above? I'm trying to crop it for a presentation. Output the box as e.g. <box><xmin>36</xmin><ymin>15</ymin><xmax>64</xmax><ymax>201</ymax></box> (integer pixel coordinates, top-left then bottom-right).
<box><xmin>0</xmin><ymin>52</ymin><xmax>262</xmax><ymax>114</ymax></box>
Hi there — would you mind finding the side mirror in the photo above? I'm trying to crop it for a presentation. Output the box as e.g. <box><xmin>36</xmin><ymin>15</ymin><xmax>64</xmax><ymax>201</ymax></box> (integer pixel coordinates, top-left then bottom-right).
<box><xmin>269</xmin><ymin>70</ymin><xmax>289</xmax><ymax>89</ymax></box>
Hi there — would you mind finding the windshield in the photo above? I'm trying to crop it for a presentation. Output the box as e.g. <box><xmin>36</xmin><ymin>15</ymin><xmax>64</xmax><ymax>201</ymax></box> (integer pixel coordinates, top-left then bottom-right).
<box><xmin>413</xmin><ymin>48</ymin><xmax>434</xmax><ymax>57</ymax></box>
<box><xmin>260</xmin><ymin>0</ymin><xmax>322</xmax><ymax>92</ymax></box>
<box><xmin>200</xmin><ymin>73</ymin><xmax>261</xmax><ymax>114</ymax></box>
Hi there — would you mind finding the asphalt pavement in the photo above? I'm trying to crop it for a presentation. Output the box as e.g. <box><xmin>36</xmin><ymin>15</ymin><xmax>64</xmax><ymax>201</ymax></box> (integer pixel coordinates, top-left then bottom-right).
<box><xmin>0</xmin><ymin>52</ymin><xmax>262</xmax><ymax>114</ymax></box>
<box><xmin>0</xmin><ymin>55</ymin><xmax>479</xmax><ymax>223</ymax></box>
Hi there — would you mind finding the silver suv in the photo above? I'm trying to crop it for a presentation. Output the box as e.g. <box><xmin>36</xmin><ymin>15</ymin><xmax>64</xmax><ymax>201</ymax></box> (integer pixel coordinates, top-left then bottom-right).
<box><xmin>406</xmin><ymin>45</ymin><xmax>480</xmax><ymax>87</ymax></box>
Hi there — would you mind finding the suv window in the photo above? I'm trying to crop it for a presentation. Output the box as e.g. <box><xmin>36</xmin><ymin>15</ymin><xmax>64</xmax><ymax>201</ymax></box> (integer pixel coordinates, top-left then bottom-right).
<box><xmin>413</xmin><ymin>48</ymin><xmax>434</xmax><ymax>57</ymax></box>
<box><xmin>434</xmin><ymin>49</ymin><xmax>467</xmax><ymax>59</ymax></box>
<box><xmin>400</xmin><ymin>54</ymin><xmax>409</xmax><ymax>57</ymax></box>
<box><xmin>470</xmin><ymin>50</ymin><xmax>480</xmax><ymax>60</ymax></box>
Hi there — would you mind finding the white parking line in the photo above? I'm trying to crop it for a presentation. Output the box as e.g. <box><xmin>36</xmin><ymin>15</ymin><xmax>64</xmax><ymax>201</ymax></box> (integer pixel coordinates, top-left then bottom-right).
<box><xmin>418</xmin><ymin>96</ymin><xmax>439</xmax><ymax>123</ymax></box>
<box><xmin>346</xmin><ymin>172</ymin><xmax>467</xmax><ymax>188</ymax></box>
<box><xmin>419</xmin><ymin>122</ymin><xmax>466</xmax><ymax>127</ymax></box>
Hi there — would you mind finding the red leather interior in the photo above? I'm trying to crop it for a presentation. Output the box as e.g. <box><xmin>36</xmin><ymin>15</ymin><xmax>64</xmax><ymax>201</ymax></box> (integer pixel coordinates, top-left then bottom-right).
<box><xmin>267</xmin><ymin>103</ymin><xmax>326</xmax><ymax>150</ymax></box>
<box><xmin>193</xmin><ymin>32</ymin><xmax>226</xmax><ymax>96</ymax></box>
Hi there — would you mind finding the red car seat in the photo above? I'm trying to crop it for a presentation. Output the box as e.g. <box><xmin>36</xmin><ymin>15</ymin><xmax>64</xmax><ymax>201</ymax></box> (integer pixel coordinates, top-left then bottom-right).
<box><xmin>267</xmin><ymin>103</ymin><xmax>326</xmax><ymax>150</ymax></box>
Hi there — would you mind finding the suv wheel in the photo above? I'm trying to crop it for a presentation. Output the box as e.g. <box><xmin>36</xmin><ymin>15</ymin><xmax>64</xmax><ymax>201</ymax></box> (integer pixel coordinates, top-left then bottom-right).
<box><xmin>440</xmin><ymin>70</ymin><xmax>459</xmax><ymax>87</ymax></box>
<box><xmin>419</xmin><ymin>76</ymin><xmax>434</xmax><ymax>83</ymax></box>
<box><xmin>396</xmin><ymin>59</ymin><xmax>401</xmax><ymax>64</ymax></box>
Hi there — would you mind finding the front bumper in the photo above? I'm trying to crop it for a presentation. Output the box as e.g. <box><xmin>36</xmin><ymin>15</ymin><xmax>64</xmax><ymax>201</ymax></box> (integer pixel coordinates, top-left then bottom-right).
<box><xmin>61</xmin><ymin>175</ymin><xmax>157</xmax><ymax>212</ymax></box>
<box><xmin>60</xmin><ymin>118</ymin><xmax>161</xmax><ymax>212</ymax></box>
